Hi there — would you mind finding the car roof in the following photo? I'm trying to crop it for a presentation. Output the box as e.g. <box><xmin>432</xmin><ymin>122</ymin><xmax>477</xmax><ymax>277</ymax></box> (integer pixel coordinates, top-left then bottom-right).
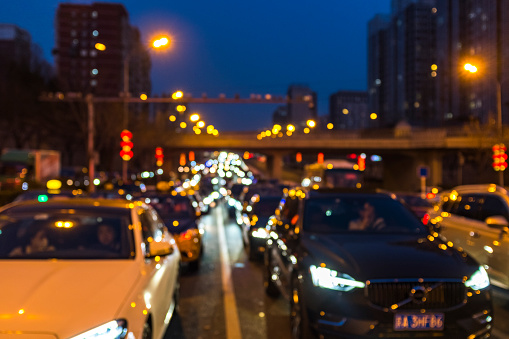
<box><xmin>304</xmin><ymin>187</ymin><xmax>394</xmax><ymax>198</ymax></box>
<box><xmin>448</xmin><ymin>184</ymin><xmax>507</xmax><ymax>195</ymax></box>
<box><xmin>0</xmin><ymin>198</ymin><xmax>136</xmax><ymax>214</ymax></box>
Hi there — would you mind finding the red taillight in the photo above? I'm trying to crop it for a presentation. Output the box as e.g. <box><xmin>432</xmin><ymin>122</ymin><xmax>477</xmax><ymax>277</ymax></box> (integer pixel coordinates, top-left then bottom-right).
<box><xmin>426</xmin><ymin>192</ymin><xmax>436</xmax><ymax>199</ymax></box>
<box><xmin>181</xmin><ymin>229</ymin><xmax>194</xmax><ymax>240</ymax></box>
<box><xmin>422</xmin><ymin>213</ymin><xmax>430</xmax><ymax>225</ymax></box>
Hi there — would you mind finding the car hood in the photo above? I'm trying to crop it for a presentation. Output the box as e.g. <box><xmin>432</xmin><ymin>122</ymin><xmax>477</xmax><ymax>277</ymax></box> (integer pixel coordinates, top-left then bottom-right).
<box><xmin>301</xmin><ymin>233</ymin><xmax>477</xmax><ymax>281</ymax></box>
<box><xmin>0</xmin><ymin>260</ymin><xmax>140</xmax><ymax>336</ymax></box>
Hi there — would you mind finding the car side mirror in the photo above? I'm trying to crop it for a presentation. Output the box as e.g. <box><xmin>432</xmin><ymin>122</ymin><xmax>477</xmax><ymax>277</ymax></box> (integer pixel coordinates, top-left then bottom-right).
<box><xmin>485</xmin><ymin>215</ymin><xmax>509</xmax><ymax>228</ymax></box>
<box><xmin>147</xmin><ymin>241</ymin><xmax>174</xmax><ymax>258</ymax></box>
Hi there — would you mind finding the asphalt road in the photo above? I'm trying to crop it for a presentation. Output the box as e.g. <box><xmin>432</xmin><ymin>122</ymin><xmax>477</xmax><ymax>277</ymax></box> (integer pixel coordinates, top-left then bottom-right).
<box><xmin>164</xmin><ymin>203</ymin><xmax>509</xmax><ymax>339</ymax></box>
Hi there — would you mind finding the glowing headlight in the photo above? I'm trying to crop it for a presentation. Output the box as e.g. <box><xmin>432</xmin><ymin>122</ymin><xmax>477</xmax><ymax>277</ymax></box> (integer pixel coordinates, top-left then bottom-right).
<box><xmin>309</xmin><ymin>265</ymin><xmax>365</xmax><ymax>292</ymax></box>
<box><xmin>69</xmin><ymin>319</ymin><xmax>127</xmax><ymax>339</ymax></box>
<box><xmin>251</xmin><ymin>228</ymin><xmax>270</xmax><ymax>239</ymax></box>
<box><xmin>465</xmin><ymin>266</ymin><xmax>490</xmax><ymax>290</ymax></box>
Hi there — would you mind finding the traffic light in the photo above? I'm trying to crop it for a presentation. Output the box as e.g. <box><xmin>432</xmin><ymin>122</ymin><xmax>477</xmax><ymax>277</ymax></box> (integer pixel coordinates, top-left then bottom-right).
<box><xmin>317</xmin><ymin>152</ymin><xmax>324</xmax><ymax>164</ymax></box>
<box><xmin>296</xmin><ymin>152</ymin><xmax>302</xmax><ymax>163</ymax></box>
<box><xmin>179</xmin><ymin>153</ymin><xmax>186</xmax><ymax>166</ymax></box>
<box><xmin>357</xmin><ymin>153</ymin><xmax>366</xmax><ymax>171</ymax></box>
<box><xmin>120</xmin><ymin>129</ymin><xmax>133</xmax><ymax>161</ymax></box>
<box><xmin>155</xmin><ymin>147</ymin><xmax>164</xmax><ymax>167</ymax></box>
<box><xmin>189</xmin><ymin>151</ymin><xmax>195</xmax><ymax>162</ymax></box>
<box><xmin>492</xmin><ymin>144</ymin><xmax>507</xmax><ymax>171</ymax></box>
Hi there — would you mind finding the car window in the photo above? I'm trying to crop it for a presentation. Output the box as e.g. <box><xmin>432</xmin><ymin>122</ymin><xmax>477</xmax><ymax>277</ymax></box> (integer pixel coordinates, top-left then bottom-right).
<box><xmin>0</xmin><ymin>209</ymin><xmax>134</xmax><ymax>259</ymax></box>
<box><xmin>252</xmin><ymin>198</ymin><xmax>281</xmax><ymax>217</ymax></box>
<box><xmin>280</xmin><ymin>196</ymin><xmax>299</xmax><ymax>227</ymax></box>
<box><xmin>303</xmin><ymin>196</ymin><xmax>425</xmax><ymax>234</ymax></box>
<box><xmin>453</xmin><ymin>195</ymin><xmax>481</xmax><ymax>220</ymax></box>
<box><xmin>478</xmin><ymin>194</ymin><xmax>509</xmax><ymax>221</ymax></box>
<box><xmin>138</xmin><ymin>207</ymin><xmax>166</xmax><ymax>246</ymax></box>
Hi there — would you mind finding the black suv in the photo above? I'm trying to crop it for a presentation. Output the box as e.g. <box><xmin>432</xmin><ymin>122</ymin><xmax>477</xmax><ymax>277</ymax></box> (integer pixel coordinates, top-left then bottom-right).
<box><xmin>264</xmin><ymin>187</ymin><xmax>492</xmax><ymax>339</ymax></box>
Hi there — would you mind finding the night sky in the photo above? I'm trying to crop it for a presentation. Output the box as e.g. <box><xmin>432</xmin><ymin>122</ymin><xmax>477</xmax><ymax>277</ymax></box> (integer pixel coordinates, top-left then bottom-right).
<box><xmin>2</xmin><ymin>1</ymin><xmax>391</xmax><ymax>131</ymax></box>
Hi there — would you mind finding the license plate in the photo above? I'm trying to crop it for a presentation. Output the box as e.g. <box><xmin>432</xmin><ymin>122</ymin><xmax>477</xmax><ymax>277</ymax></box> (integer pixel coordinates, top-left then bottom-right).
<box><xmin>394</xmin><ymin>313</ymin><xmax>444</xmax><ymax>331</ymax></box>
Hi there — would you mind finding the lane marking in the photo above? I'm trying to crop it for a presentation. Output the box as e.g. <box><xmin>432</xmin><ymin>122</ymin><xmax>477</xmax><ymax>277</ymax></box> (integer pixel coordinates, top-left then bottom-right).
<box><xmin>217</xmin><ymin>207</ymin><xmax>243</xmax><ymax>339</ymax></box>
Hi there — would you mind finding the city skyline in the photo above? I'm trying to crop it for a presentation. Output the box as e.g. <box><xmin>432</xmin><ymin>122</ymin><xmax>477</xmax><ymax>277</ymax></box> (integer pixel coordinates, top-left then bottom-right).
<box><xmin>1</xmin><ymin>0</ymin><xmax>391</xmax><ymax>131</ymax></box>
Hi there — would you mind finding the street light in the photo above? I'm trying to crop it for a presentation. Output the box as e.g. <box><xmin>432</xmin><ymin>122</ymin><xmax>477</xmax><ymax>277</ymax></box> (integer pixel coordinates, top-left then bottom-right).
<box><xmin>122</xmin><ymin>34</ymin><xmax>171</xmax><ymax>182</ymax></box>
<box><xmin>464</xmin><ymin>62</ymin><xmax>504</xmax><ymax>185</ymax></box>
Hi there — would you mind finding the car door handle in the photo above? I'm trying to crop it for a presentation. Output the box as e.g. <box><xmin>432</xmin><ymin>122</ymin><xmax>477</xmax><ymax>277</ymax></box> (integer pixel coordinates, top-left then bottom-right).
<box><xmin>469</xmin><ymin>231</ymin><xmax>480</xmax><ymax>238</ymax></box>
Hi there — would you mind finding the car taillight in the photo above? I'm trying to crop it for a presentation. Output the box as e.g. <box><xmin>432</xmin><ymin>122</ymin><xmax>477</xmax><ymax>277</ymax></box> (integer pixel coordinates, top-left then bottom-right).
<box><xmin>181</xmin><ymin>229</ymin><xmax>194</xmax><ymax>240</ymax></box>
<box><xmin>426</xmin><ymin>192</ymin><xmax>436</xmax><ymax>199</ymax></box>
<box><xmin>422</xmin><ymin>213</ymin><xmax>430</xmax><ymax>225</ymax></box>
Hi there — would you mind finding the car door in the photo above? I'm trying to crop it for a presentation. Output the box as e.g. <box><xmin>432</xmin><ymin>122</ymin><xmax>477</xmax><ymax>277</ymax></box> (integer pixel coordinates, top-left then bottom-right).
<box><xmin>269</xmin><ymin>193</ymin><xmax>300</xmax><ymax>297</ymax></box>
<box><xmin>137</xmin><ymin>206</ymin><xmax>179</xmax><ymax>336</ymax></box>
<box><xmin>438</xmin><ymin>194</ymin><xmax>483</xmax><ymax>255</ymax></box>
<box><xmin>474</xmin><ymin>194</ymin><xmax>509</xmax><ymax>291</ymax></box>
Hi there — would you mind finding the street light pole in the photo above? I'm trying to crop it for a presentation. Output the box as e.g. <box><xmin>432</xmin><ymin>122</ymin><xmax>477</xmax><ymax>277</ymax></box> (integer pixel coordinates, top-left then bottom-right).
<box><xmin>122</xmin><ymin>53</ymin><xmax>130</xmax><ymax>183</ymax></box>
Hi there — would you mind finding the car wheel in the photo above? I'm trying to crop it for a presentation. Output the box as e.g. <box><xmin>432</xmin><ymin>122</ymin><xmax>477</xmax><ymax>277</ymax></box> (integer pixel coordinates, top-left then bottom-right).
<box><xmin>142</xmin><ymin>320</ymin><xmax>152</xmax><ymax>339</ymax></box>
<box><xmin>263</xmin><ymin>250</ymin><xmax>280</xmax><ymax>298</ymax></box>
<box><xmin>290</xmin><ymin>274</ymin><xmax>313</xmax><ymax>339</ymax></box>
<box><xmin>173</xmin><ymin>279</ymin><xmax>180</xmax><ymax>313</ymax></box>
<box><xmin>247</xmin><ymin>237</ymin><xmax>258</xmax><ymax>261</ymax></box>
<box><xmin>188</xmin><ymin>259</ymin><xmax>200</xmax><ymax>271</ymax></box>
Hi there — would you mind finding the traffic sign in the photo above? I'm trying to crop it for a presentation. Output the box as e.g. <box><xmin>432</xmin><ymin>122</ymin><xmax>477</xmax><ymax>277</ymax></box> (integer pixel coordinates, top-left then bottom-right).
<box><xmin>418</xmin><ymin>166</ymin><xmax>429</xmax><ymax>178</ymax></box>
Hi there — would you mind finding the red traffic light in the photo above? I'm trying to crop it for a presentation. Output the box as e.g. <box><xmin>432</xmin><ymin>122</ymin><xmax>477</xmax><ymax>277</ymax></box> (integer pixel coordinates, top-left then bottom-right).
<box><xmin>155</xmin><ymin>147</ymin><xmax>164</xmax><ymax>157</ymax></box>
<box><xmin>120</xmin><ymin>130</ymin><xmax>132</xmax><ymax>161</ymax></box>
<box><xmin>120</xmin><ymin>129</ymin><xmax>132</xmax><ymax>140</ymax></box>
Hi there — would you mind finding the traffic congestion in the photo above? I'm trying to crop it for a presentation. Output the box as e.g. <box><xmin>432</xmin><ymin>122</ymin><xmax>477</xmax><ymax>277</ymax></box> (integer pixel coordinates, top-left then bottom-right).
<box><xmin>0</xmin><ymin>151</ymin><xmax>508</xmax><ymax>339</ymax></box>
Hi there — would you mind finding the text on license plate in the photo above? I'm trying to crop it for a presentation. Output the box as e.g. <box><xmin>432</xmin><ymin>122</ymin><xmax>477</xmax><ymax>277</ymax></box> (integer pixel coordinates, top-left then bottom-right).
<box><xmin>394</xmin><ymin>313</ymin><xmax>444</xmax><ymax>331</ymax></box>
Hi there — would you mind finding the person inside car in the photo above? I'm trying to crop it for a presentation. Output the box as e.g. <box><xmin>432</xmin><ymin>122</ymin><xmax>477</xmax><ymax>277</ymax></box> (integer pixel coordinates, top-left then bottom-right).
<box><xmin>9</xmin><ymin>227</ymin><xmax>55</xmax><ymax>256</ymax></box>
<box><xmin>348</xmin><ymin>201</ymin><xmax>386</xmax><ymax>231</ymax></box>
<box><xmin>94</xmin><ymin>223</ymin><xmax>120</xmax><ymax>252</ymax></box>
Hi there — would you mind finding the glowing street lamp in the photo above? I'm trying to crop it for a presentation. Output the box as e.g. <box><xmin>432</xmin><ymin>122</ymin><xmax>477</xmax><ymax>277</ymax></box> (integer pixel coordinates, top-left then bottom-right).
<box><xmin>287</xmin><ymin>124</ymin><xmax>295</xmax><ymax>132</ymax></box>
<box><xmin>306</xmin><ymin>119</ymin><xmax>316</xmax><ymax>128</ymax></box>
<box><xmin>464</xmin><ymin>63</ymin><xmax>478</xmax><ymax>73</ymax></box>
<box><xmin>172</xmin><ymin>91</ymin><xmax>184</xmax><ymax>100</ymax></box>
<box><xmin>152</xmin><ymin>36</ymin><xmax>170</xmax><ymax>49</ymax></box>
<box><xmin>190</xmin><ymin>113</ymin><xmax>200</xmax><ymax>122</ymax></box>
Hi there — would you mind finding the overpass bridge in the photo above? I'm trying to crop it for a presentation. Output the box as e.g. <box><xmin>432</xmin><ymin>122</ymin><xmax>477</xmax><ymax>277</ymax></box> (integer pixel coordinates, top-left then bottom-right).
<box><xmin>163</xmin><ymin>126</ymin><xmax>508</xmax><ymax>191</ymax></box>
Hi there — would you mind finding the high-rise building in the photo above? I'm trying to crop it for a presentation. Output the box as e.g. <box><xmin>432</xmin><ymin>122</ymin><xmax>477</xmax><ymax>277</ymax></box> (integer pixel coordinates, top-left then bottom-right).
<box><xmin>367</xmin><ymin>14</ymin><xmax>391</xmax><ymax>126</ymax></box>
<box><xmin>0</xmin><ymin>24</ymin><xmax>31</xmax><ymax>83</ymax></box>
<box><xmin>329</xmin><ymin>90</ymin><xmax>368</xmax><ymax>130</ymax></box>
<box><xmin>55</xmin><ymin>2</ymin><xmax>150</xmax><ymax>97</ymax></box>
<box><xmin>435</xmin><ymin>0</ymin><xmax>509</xmax><ymax>127</ymax></box>
<box><xmin>287</xmin><ymin>84</ymin><xmax>317</xmax><ymax>129</ymax></box>
<box><xmin>368</xmin><ymin>0</ymin><xmax>437</xmax><ymax>127</ymax></box>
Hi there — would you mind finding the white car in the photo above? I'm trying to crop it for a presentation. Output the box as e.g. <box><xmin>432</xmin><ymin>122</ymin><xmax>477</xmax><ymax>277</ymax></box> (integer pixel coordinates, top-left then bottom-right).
<box><xmin>426</xmin><ymin>184</ymin><xmax>509</xmax><ymax>297</ymax></box>
<box><xmin>0</xmin><ymin>198</ymin><xmax>181</xmax><ymax>339</ymax></box>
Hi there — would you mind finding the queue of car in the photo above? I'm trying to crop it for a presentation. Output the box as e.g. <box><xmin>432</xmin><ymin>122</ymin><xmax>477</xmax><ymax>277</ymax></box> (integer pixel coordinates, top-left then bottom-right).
<box><xmin>2</xmin><ymin>150</ymin><xmax>507</xmax><ymax>339</ymax></box>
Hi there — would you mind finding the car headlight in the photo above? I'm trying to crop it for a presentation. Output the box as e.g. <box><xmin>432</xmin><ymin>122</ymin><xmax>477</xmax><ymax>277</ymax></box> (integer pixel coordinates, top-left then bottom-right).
<box><xmin>465</xmin><ymin>266</ymin><xmax>490</xmax><ymax>291</ymax></box>
<box><xmin>69</xmin><ymin>319</ymin><xmax>127</xmax><ymax>339</ymax></box>
<box><xmin>309</xmin><ymin>265</ymin><xmax>365</xmax><ymax>292</ymax></box>
<box><xmin>251</xmin><ymin>227</ymin><xmax>270</xmax><ymax>239</ymax></box>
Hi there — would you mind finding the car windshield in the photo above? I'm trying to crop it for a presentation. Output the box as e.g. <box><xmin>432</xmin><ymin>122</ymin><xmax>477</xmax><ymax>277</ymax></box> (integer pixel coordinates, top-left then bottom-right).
<box><xmin>0</xmin><ymin>209</ymin><xmax>135</xmax><ymax>259</ymax></box>
<box><xmin>148</xmin><ymin>196</ymin><xmax>194</xmax><ymax>220</ymax></box>
<box><xmin>253</xmin><ymin>198</ymin><xmax>281</xmax><ymax>217</ymax></box>
<box><xmin>303</xmin><ymin>195</ymin><xmax>427</xmax><ymax>234</ymax></box>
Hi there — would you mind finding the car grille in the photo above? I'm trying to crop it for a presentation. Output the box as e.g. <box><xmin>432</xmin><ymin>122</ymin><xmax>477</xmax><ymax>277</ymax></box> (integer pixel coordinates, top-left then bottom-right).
<box><xmin>366</xmin><ymin>281</ymin><xmax>466</xmax><ymax>310</ymax></box>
